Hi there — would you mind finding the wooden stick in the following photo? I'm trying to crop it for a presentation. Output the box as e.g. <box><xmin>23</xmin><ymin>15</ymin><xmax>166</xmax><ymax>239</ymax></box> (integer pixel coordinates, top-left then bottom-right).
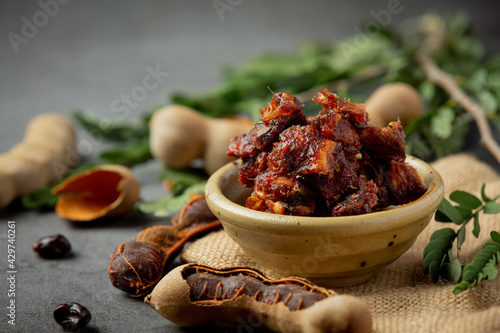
<box><xmin>415</xmin><ymin>52</ymin><xmax>500</xmax><ymax>165</ymax></box>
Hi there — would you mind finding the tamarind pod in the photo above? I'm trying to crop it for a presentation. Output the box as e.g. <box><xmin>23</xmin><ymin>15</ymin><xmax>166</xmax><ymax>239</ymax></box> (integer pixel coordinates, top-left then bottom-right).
<box><xmin>204</xmin><ymin>117</ymin><xmax>253</xmax><ymax>175</ymax></box>
<box><xmin>108</xmin><ymin>222</ymin><xmax>221</xmax><ymax>297</ymax></box>
<box><xmin>23</xmin><ymin>113</ymin><xmax>78</xmax><ymax>181</ymax></box>
<box><xmin>0</xmin><ymin>154</ymin><xmax>52</xmax><ymax>196</ymax></box>
<box><xmin>0</xmin><ymin>113</ymin><xmax>78</xmax><ymax>209</ymax></box>
<box><xmin>10</xmin><ymin>142</ymin><xmax>57</xmax><ymax>179</ymax></box>
<box><xmin>169</xmin><ymin>193</ymin><xmax>222</xmax><ymax>230</ymax></box>
<box><xmin>149</xmin><ymin>105</ymin><xmax>208</xmax><ymax>169</ymax></box>
<box><xmin>145</xmin><ymin>264</ymin><xmax>372</xmax><ymax>333</ymax></box>
<box><xmin>24</xmin><ymin>112</ymin><xmax>76</xmax><ymax>148</ymax></box>
<box><xmin>135</xmin><ymin>194</ymin><xmax>221</xmax><ymax>252</ymax></box>
<box><xmin>0</xmin><ymin>173</ymin><xmax>17</xmax><ymax>209</ymax></box>
<box><xmin>149</xmin><ymin>104</ymin><xmax>253</xmax><ymax>174</ymax></box>
<box><xmin>108</xmin><ymin>195</ymin><xmax>222</xmax><ymax>297</ymax></box>
<box><xmin>365</xmin><ymin>82</ymin><xmax>423</xmax><ymax>128</ymax></box>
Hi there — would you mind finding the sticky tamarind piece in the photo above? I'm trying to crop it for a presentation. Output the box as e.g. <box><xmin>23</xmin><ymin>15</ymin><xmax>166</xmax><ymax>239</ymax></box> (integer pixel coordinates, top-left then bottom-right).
<box><xmin>145</xmin><ymin>264</ymin><xmax>373</xmax><ymax>333</ymax></box>
<box><xmin>108</xmin><ymin>194</ymin><xmax>222</xmax><ymax>297</ymax></box>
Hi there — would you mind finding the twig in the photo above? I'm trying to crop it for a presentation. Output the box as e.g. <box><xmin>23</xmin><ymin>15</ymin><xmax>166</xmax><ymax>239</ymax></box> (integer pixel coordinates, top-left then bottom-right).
<box><xmin>415</xmin><ymin>52</ymin><xmax>500</xmax><ymax>165</ymax></box>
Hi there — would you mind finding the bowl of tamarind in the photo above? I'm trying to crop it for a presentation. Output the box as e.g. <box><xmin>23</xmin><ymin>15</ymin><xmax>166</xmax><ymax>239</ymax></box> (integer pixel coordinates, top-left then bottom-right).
<box><xmin>205</xmin><ymin>156</ymin><xmax>443</xmax><ymax>287</ymax></box>
<box><xmin>205</xmin><ymin>89</ymin><xmax>444</xmax><ymax>287</ymax></box>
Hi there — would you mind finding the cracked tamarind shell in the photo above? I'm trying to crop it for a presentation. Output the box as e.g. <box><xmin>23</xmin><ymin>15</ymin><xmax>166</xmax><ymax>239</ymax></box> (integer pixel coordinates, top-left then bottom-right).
<box><xmin>52</xmin><ymin>164</ymin><xmax>140</xmax><ymax>221</ymax></box>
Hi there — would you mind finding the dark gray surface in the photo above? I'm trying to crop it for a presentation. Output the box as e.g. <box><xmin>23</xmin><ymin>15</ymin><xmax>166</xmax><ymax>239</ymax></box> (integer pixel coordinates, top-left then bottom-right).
<box><xmin>1</xmin><ymin>1</ymin><xmax>499</xmax><ymax>332</ymax></box>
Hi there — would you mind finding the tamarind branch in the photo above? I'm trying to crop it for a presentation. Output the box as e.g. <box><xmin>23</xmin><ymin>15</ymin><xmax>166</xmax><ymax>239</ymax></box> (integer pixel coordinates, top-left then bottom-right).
<box><xmin>415</xmin><ymin>52</ymin><xmax>500</xmax><ymax>165</ymax></box>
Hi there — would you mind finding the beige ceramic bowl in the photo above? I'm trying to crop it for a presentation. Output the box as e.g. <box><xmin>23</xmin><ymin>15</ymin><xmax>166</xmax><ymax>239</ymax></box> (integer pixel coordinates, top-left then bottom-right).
<box><xmin>205</xmin><ymin>156</ymin><xmax>444</xmax><ymax>287</ymax></box>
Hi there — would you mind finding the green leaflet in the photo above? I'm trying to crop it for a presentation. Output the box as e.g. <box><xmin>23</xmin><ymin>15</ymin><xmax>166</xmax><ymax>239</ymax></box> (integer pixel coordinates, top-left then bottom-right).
<box><xmin>423</xmin><ymin>228</ymin><xmax>456</xmax><ymax>282</ymax></box>
<box><xmin>430</xmin><ymin>107</ymin><xmax>455</xmax><ymax>140</ymax></box>
<box><xmin>21</xmin><ymin>185</ymin><xmax>59</xmax><ymax>210</ymax></box>
<box><xmin>423</xmin><ymin>185</ymin><xmax>500</xmax><ymax>293</ymax></box>
<box><xmin>73</xmin><ymin>110</ymin><xmax>152</xmax><ymax>142</ymax></box>
<box><xmin>73</xmin><ymin>110</ymin><xmax>155</xmax><ymax>167</ymax></box>
<box><xmin>436</xmin><ymin>198</ymin><xmax>467</xmax><ymax>224</ymax></box>
<box><xmin>138</xmin><ymin>167</ymin><xmax>208</xmax><ymax>216</ymax></box>
<box><xmin>484</xmin><ymin>201</ymin><xmax>500</xmax><ymax>214</ymax></box>
<box><xmin>99</xmin><ymin>137</ymin><xmax>152</xmax><ymax>167</ymax></box>
<box><xmin>137</xmin><ymin>181</ymin><xmax>207</xmax><ymax>217</ymax></box>
<box><xmin>157</xmin><ymin>167</ymin><xmax>208</xmax><ymax>196</ymax></box>
<box><xmin>452</xmin><ymin>232</ymin><xmax>500</xmax><ymax>294</ymax></box>
<box><xmin>449</xmin><ymin>190</ymin><xmax>482</xmax><ymax>210</ymax></box>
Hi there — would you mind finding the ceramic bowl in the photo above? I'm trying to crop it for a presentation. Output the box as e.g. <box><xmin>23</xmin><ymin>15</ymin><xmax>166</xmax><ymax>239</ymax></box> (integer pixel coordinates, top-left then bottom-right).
<box><xmin>205</xmin><ymin>156</ymin><xmax>444</xmax><ymax>287</ymax></box>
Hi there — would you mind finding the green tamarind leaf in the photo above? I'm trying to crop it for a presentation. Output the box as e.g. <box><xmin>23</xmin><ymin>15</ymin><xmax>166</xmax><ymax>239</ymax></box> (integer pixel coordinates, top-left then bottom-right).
<box><xmin>484</xmin><ymin>201</ymin><xmax>500</xmax><ymax>214</ymax></box>
<box><xmin>423</xmin><ymin>228</ymin><xmax>456</xmax><ymax>278</ymax></box>
<box><xmin>453</xmin><ymin>281</ymin><xmax>470</xmax><ymax>294</ymax></box>
<box><xmin>449</xmin><ymin>190</ymin><xmax>482</xmax><ymax>210</ymax></box>
<box><xmin>457</xmin><ymin>226</ymin><xmax>467</xmax><ymax>250</ymax></box>
<box><xmin>423</xmin><ymin>248</ymin><xmax>448</xmax><ymax>275</ymax></box>
<box><xmin>429</xmin><ymin>227</ymin><xmax>457</xmax><ymax>242</ymax></box>
<box><xmin>454</xmin><ymin>241</ymin><xmax>500</xmax><ymax>293</ymax></box>
<box><xmin>491</xmin><ymin>230</ymin><xmax>500</xmax><ymax>243</ymax></box>
<box><xmin>480</xmin><ymin>183</ymin><xmax>491</xmax><ymax>202</ymax></box>
<box><xmin>437</xmin><ymin>198</ymin><xmax>466</xmax><ymax>225</ymax></box>
<box><xmin>472</xmin><ymin>212</ymin><xmax>481</xmax><ymax>238</ymax></box>
<box><xmin>435</xmin><ymin>209</ymin><xmax>452</xmax><ymax>222</ymax></box>
<box><xmin>450</xmin><ymin>259</ymin><xmax>463</xmax><ymax>283</ymax></box>
<box><xmin>429</xmin><ymin>261</ymin><xmax>442</xmax><ymax>283</ymax></box>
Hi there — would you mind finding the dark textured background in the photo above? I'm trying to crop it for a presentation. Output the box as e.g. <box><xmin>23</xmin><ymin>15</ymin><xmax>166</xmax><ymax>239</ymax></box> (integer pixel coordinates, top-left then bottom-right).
<box><xmin>0</xmin><ymin>1</ymin><xmax>499</xmax><ymax>332</ymax></box>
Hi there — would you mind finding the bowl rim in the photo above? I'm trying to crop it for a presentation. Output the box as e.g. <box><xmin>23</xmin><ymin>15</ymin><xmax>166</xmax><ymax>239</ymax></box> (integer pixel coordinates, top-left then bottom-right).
<box><xmin>205</xmin><ymin>155</ymin><xmax>444</xmax><ymax>236</ymax></box>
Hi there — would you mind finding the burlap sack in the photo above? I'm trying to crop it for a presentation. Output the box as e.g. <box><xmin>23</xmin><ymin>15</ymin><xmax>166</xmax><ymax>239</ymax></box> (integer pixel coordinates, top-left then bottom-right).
<box><xmin>181</xmin><ymin>154</ymin><xmax>500</xmax><ymax>333</ymax></box>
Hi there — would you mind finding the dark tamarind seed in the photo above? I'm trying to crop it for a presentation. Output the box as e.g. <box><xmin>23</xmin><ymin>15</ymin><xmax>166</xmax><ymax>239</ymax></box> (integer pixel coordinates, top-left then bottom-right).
<box><xmin>33</xmin><ymin>234</ymin><xmax>71</xmax><ymax>259</ymax></box>
<box><xmin>53</xmin><ymin>302</ymin><xmax>91</xmax><ymax>332</ymax></box>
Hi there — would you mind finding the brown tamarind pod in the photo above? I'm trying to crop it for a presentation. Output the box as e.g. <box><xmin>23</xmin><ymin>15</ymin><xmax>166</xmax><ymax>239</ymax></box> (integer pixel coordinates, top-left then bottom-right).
<box><xmin>108</xmin><ymin>194</ymin><xmax>222</xmax><ymax>297</ymax></box>
<box><xmin>0</xmin><ymin>113</ymin><xmax>78</xmax><ymax>209</ymax></box>
<box><xmin>365</xmin><ymin>82</ymin><xmax>423</xmax><ymax>128</ymax></box>
<box><xmin>145</xmin><ymin>264</ymin><xmax>373</xmax><ymax>333</ymax></box>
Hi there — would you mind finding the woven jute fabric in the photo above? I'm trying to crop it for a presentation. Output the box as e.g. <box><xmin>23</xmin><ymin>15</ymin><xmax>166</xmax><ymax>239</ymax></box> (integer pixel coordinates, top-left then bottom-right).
<box><xmin>180</xmin><ymin>154</ymin><xmax>500</xmax><ymax>333</ymax></box>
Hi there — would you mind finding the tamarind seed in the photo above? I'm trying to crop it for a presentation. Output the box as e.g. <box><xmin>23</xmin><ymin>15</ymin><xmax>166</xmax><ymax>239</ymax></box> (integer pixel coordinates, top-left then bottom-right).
<box><xmin>53</xmin><ymin>302</ymin><xmax>91</xmax><ymax>332</ymax></box>
<box><xmin>33</xmin><ymin>234</ymin><xmax>71</xmax><ymax>259</ymax></box>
